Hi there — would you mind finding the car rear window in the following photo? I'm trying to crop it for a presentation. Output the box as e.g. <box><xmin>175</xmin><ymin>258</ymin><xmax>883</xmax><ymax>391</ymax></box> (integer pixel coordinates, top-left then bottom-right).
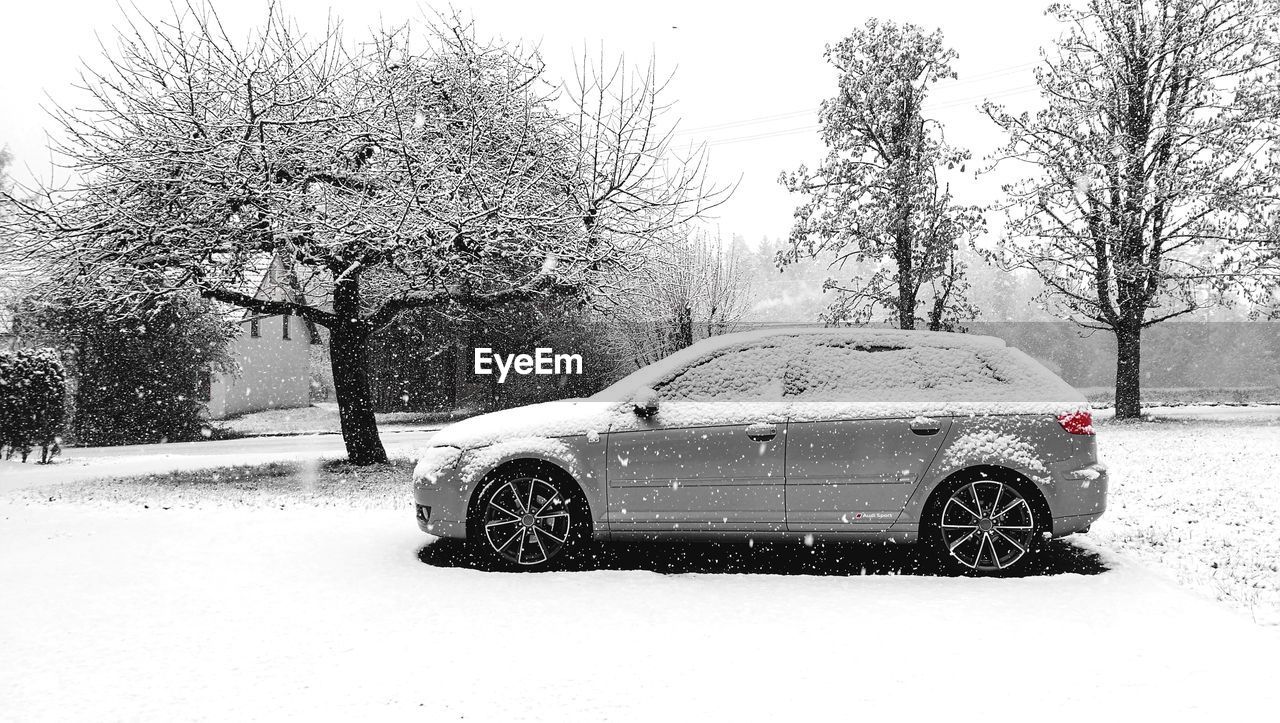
<box><xmin>783</xmin><ymin>342</ymin><xmax>1008</xmax><ymax>401</ymax></box>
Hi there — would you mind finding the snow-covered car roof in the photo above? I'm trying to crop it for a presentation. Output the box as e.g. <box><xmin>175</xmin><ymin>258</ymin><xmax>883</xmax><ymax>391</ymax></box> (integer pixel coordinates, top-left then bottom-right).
<box><xmin>593</xmin><ymin>326</ymin><xmax>1022</xmax><ymax>402</ymax></box>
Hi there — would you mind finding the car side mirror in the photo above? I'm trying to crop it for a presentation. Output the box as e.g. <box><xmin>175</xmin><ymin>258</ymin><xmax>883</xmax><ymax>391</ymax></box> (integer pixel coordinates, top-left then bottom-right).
<box><xmin>631</xmin><ymin>387</ymin><xmax>659</xmax><ymax>417</ymax></box>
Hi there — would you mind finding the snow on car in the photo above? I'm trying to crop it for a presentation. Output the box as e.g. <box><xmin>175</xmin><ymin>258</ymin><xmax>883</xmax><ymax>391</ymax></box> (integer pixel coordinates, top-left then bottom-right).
<box><xmin>413</xmin><ymin>327</ymin><xmax>1107</xmax><ymax>572</ymax></box>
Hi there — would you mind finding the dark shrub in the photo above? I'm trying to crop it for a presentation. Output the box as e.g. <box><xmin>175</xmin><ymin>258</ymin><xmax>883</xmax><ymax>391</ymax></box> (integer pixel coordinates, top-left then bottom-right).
<box><xmin>30</xmin><ymin>293</ymin><xmax>233</xmax><ymax>446</ymax></box>
<box><xmin>0</xmin><ymin>348</ymin><xmax>66</xmax><ymax>463</ymax></box>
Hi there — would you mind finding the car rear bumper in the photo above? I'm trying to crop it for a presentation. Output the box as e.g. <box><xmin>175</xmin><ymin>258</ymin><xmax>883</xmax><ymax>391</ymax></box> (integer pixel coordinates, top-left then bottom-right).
<box><xmin>1051</xmin><ymin>512</ymin><xmax>1104</xmax><ymax>537</ymax></box>
<box><xmin>1045</xmin><ymin>461</ymin><xmax>1108</xmax><ymax>528</ymax></box>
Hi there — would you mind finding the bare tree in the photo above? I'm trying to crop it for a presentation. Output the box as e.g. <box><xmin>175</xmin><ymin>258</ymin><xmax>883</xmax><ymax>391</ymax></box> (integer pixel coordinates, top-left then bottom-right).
<box><xmin>780</xmin><ymin>19</ymin><xmax>984</xmax><ymax>332</ymax></box>
<box><xmin>0</xmin><ymin>147</ymin><xmax>11</xmax><ymax>191</ymax></box>
<box><xmin>4</xmin><ymin>5</ymin><xmax>725</xmax><ymax>462</ymax></box>
<box><xmin>1</xmin><ymin>147</ymin><xmax>37</xmax><ymax>331</ymax></box>
<box><xmin>0</xmin><ymin>146</ymin><xmax>14</xmax><ymax>231</ymax></box>
<box><xmin>0</xmin><ymin>146</ymin><xmax>12</xmax><ymax>250</ymax></box>
<box><xmin>568</xmin><ymin>49</ymin><xmax>732</xmax><ymax>263</ymax></box>
<box><xmin>604</xmin><ymin>227</ymin><xmax>752</xmax><ymax>369</ymax></box>
<box><xmin>545</xmin><ymin>47</ymin><xmax>740</xmax><ymax>372</ymax></box>
<box><xmin>984</xmin><ymin>0</ymin><xmax>1280</xmax><ymax>419</ymax></box>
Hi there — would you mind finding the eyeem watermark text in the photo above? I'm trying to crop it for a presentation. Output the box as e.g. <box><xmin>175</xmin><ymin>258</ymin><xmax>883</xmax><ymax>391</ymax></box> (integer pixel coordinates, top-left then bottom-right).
<box><xmin>474</xmin><ymin>348</ymin><xmax>583</xmax><ymax>383</ymax></box>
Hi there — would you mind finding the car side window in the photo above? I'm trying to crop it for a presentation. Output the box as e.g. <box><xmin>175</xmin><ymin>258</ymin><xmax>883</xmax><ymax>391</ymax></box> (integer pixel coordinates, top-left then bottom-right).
<box><xmin>654</xmin><ymin>344</ymin><xmax>787</xmax><ymax>402</ymax></box>
<box><xmin>783</xmin><ymin>343</ymin><xmax>1001</xmax><ymax>400</ymax></box>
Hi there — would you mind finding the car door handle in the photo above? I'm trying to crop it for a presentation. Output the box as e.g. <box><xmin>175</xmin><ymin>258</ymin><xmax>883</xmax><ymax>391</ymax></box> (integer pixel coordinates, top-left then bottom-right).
<box><xmin>909</xmin><ymin>417</ymin><xmax>940</xmax><ymax>435</ymax></box>
<box><xmin>745</xmin><ymin>423</ymin><xmax>777</xmax><ymax>442</ymax></box>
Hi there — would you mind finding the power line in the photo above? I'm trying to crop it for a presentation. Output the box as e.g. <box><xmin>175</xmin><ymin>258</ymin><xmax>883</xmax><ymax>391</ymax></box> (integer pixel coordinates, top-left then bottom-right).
<box><xmin>706</xmin><ymin>126</ymin><xmax>818</xmax><ymax>147</ymax></box>
<box><xmin>677</xmin><ymin>108</ymin><xmax>817</xmax><ymax>135</ymax></box>
<box><xmin>930</xmin><ymin>84</ymin><xmax>1038</xmax><ymax>110</ymax></box>
<box><xmin>945</xmin><ymin>62</ymin><xmax>1038</xmax><ymax>84</ymax></box>
<box><xmin>676</xmin><ymin>61</ymin><xmax>1039</xmax><ymax>138</ymax></box>
<box><xmin>702</xmin><ymin>86</ymin><xmax>1039</xmax><ymax>147</ymax></box>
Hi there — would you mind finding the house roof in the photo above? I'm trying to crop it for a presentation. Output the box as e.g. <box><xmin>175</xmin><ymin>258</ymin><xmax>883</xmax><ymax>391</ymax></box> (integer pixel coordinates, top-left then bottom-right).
<box><xmin>208</xmin><ymin>251</ymin><xmax>333</xmax><ymax>321</ymax></box>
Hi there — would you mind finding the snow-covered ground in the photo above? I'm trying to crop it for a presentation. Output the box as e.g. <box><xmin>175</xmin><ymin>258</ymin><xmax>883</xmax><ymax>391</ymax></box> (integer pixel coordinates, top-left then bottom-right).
<box><xmin>217</xmin><ymin>403</ymin><xmax>455</xmax><ymax>437</ymax></box>
<box><xmin>1094</xmin><ymin>403</ymin><xmax>1280</xmax><ymax>422</ymax></box>
<box><xmin>0</xmin><ymin>430</ymin><xmax>439</xmax><ymax>493</ymax></box>
<box><xmin>1092</xmin><ymin>416</ymin><xmax>1280</xmax><ymax>625</ymax></box>
<box><xmin>2</xmin><ymin>409</ymin><xmax>1279</xmax><ymax>720</ymax></box>
<box><xmin>2</xmin><ymin>503</ymin><xmax>1277</xmax><ymax>722</ymax></box>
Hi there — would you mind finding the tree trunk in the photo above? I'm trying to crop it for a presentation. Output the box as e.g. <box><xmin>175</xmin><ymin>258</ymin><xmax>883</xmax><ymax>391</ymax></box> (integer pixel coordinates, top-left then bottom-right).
<box><xmin>895</xmin><ymin>224</ymin><xmax>915</xmax><ymax>330</ymax></box>
<box><xmin>897</xmin><ymin>278</ymin><xmax>916</xmax><ymax>329</ymax></box>
<box><xmin>325</xmin><ymin>266</ymin><xmax>388</xmax><ymax>465</ymax></box>
<box><xmin>926</xmin><ymin>304</ymin><xmax>942</xmax><ymax>331</ymax></box>
<box><xmin>1113</xmin><ymin>323</ymin><xmax>1143</xmax><ymax>420</ymax></box>
<box><xmin>892</xmin><ymin>189</ymin><xmax>915</xmax><ymax>329</ymax></box>
<box><xmin>673</xmin><ymin>305</ymin><xmax>694</xmax><ymax>350</ymax></box>
<box><xmin>329</xmin><ymin>322</ymin><xmax>388</xmax><ymax>465</ymax></box>
<box><xmin>891</xmin><ymin>90</ymin><xmax>917</xmax><ymax>331</ymax></box>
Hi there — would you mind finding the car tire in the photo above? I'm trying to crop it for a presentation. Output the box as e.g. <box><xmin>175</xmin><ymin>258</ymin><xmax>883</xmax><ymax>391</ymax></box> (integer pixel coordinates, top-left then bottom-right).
<box><xmin>468</xmin><ymin>467</ymin><xmax>591</xmax><ymax>572</ymax></box>
<box><xmin>922</xmin><ymin>474</ymin><xmax>1046</xmax><ymax>575</ymax></box>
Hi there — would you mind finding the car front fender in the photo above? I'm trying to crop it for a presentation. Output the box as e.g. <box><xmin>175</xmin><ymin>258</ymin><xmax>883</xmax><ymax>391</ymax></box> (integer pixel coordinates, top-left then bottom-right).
<box><xmin>456</xmin><ymin>435</ymin><xmax>609</xmax><ymax>532</ymax></box>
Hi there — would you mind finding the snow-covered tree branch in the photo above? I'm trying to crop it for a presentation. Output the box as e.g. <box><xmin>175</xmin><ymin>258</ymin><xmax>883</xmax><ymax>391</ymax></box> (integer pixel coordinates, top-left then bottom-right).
<box><xmin>1</xmin><ymin>3</ymin><xmax>727</xmax><ymax>463</ymax></box>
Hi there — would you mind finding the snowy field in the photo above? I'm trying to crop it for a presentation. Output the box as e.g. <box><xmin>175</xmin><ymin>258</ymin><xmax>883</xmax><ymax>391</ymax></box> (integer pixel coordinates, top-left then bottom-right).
<box><xmin>2</xmin><ymin>411</ymin><xmax>1279</xmax><ymax>720</ymax></box>
<box><xmin>0</xmin><ymin>430</ymin><xmax>438</xmax><ymax>493</ymax></box>
<box><xmin>1092</xmin><ymin>415</ymin><xmax>1280</xmax><ymax>625</ymax></box>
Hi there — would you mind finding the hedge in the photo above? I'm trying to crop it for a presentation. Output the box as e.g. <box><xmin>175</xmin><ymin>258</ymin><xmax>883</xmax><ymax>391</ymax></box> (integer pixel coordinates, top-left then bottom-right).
<box><xmin>0</xmin><ymin>348</ymin><xmax>66</xmax><ymax>463</ymax></box>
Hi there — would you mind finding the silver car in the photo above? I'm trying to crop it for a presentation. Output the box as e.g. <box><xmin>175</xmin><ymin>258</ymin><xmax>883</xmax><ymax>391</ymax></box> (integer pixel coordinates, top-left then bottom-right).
<box><xmin>413</xmin><ymin>328</ymin><xmax>1107</xmax><ymax>574</ymax></box>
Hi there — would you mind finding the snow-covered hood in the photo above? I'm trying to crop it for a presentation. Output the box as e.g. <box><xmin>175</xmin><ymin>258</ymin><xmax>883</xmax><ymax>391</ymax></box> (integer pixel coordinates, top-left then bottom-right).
<box><xmin>428</xmin><ymin>399</ymin><xmax>618</xmax><ymax>451</ymax></box>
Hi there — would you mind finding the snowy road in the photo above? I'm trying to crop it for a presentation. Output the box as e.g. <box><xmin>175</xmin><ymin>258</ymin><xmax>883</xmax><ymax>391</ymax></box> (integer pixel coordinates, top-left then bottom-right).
<box><xmin>1</xmin><ymin>504</ymin><xmax>1276</xmax><ymax>721</ymax></box>
<box><xmin>0</xmin><ymin>429</ymin><xmax>440</xmax><ymax>492</ymax></box>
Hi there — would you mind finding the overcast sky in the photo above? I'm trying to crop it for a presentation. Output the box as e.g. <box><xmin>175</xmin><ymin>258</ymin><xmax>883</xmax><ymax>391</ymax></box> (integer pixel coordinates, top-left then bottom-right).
<box><xmin>0</xmin><ymin>0</ymin><xmax>1060</xmax><ymax>245</ymax></box>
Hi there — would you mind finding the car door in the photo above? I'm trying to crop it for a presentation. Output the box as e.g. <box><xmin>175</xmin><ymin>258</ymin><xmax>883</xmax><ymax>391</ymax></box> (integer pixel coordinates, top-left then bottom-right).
<box><xmin>606</xmin><ymin>344</ymin><xmax>788</xmax><ymax>532</ymax></box>
<box><xmin>784</xmin><ymin>416</ymin><xmax>951</xmax><ymax>531</ymax></box>
<box><xmin>780</xmin><ymin>341</ymin><xmax>953</xmax><ymax>531</ymax></box>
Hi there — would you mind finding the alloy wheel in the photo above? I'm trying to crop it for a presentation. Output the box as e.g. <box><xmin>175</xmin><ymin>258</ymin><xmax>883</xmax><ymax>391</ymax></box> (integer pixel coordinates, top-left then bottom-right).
<box><xmin>939</xmin><ymin>479</ymin><xmax>1037</xmax><ymax>572</ymax></box>
<box><xmin>481</xmin><ymin>477</ymin><xmax>573</xmax><ymax>566</ymax></box>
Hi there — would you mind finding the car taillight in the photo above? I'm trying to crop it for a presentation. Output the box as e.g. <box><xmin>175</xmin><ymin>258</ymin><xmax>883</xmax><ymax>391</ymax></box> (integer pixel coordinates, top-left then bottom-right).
<box><xmin>1057</xmin><ymin>410</ymin><xmax>1095</xmax><ymax>436</ymax></box>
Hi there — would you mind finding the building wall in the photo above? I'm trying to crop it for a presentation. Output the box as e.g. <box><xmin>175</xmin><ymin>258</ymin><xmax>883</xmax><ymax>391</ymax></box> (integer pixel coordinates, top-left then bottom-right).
<box><xmin>308</xmin><ymin>326</ymin><xmax>334</xmax><ymax>403</ymax></box>
<box><xmin>1</xmin><ymin>306</ymin><xmax>21</xmax><ymax>351</ymax></box>
<box><xmin>207</xmin><ymin>313</ymin><xmax>313</xmax><ymax>419</ymax></box>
